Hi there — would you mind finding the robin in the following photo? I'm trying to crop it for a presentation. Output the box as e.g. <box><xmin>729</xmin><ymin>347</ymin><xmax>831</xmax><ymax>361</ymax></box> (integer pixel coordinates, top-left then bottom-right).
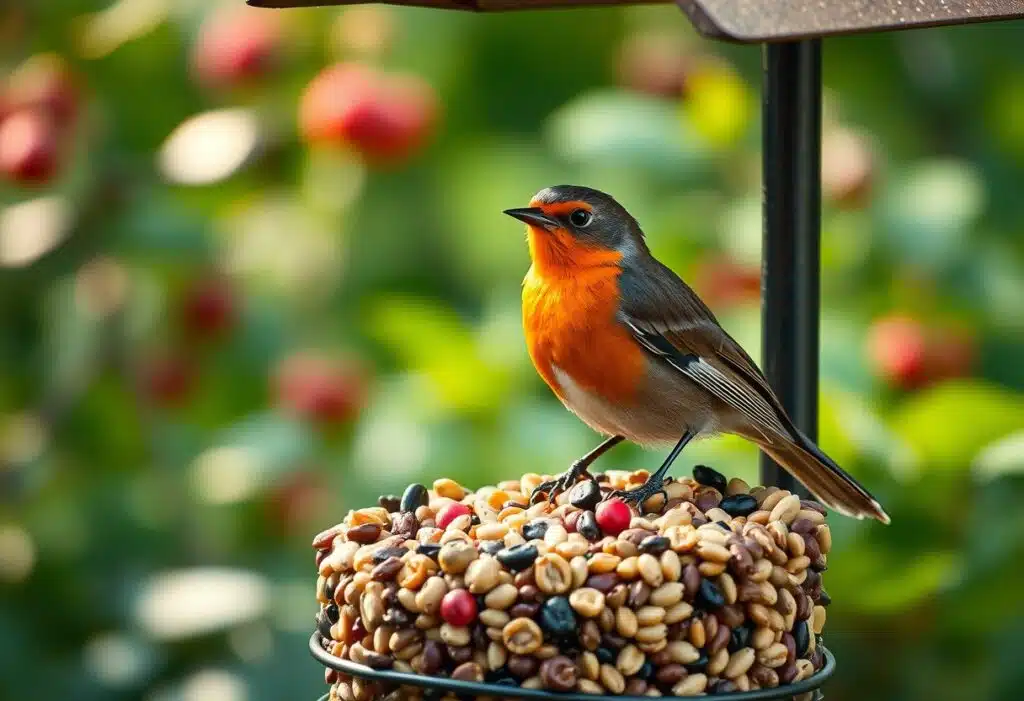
<box><xmin>506</xmin><ymin>185</ymin><xmax>889</xmax><ymax>523</ymax></box>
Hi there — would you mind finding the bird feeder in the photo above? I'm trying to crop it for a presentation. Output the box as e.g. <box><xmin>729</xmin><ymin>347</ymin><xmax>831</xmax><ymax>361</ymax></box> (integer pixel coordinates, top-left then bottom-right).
<box><xmin>249</xmin><ymin>0</ymin><xmax>1024</xmax><ymax>697</ymax></box>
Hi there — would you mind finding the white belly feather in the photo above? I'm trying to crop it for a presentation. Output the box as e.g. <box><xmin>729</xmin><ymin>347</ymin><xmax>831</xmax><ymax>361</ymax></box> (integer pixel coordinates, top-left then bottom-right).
<box><xmin>550</xmin><ymin>362</ymin><xmax>719</xmax><ymax>446</ymax></box>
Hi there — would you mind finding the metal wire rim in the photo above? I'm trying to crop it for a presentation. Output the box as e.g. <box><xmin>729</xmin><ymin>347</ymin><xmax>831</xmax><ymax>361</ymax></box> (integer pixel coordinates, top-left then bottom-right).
<box><xmin>310</xmin><ymin>632</ymin><xmax>835</xmax><ymax>700</ymax></box>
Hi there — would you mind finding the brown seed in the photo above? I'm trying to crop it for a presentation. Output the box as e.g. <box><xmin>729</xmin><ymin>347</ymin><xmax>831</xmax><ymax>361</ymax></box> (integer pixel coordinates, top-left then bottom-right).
<box><xmin>479</xmin><ymin>609</ymin><xmax>510</xmax><ymax>628</ymax></box>
<box><xmin>585</xmin><ymin>572</ymin><xmax>619</xmax><ymax>593</ymax></box>
<box><xmin>508</xmin><ymin>654</ymin><xmax>538</xmax><ymax>679</ymax></box>
<box><xmin>518</xmin><ymin>583</ymin><xmax>542</xmax><ymax>603</ymax></box>
<box><xmin>581</xmin><ymin>620</ymin><xmax>601</xmax><ymax>650</ymax></box>
<box><xmin>569</xmin><ymin>587</ymin><xmax>606</xmax><ymax>618</ymax></box>
<box><xmin>447</xmin><ymin>644</ymin><xmax>472</xmax><ymax>665</ymax></box>
<box><xmin>540</xmin><ymin>655</ymin><xmax>578</xmax><ymax>692</ymax></box>
<box><xmin>682</xmin><ymin>564</ymin><xmax>701</xmax><ymax>600</ymax></box>
<box><xmin>607</xmin><ymin>583</ymin><xmax>628</xmax><ymax>608</ymax></box>
<box><xmin>725</xmin><ymin>647</ymin><xmax>756</xmax><ymax>678</ymax></box>
<box><xmin>750</xmin><ymin>662</ymin><xmax>779</xmax><ymax>688</ymax></box>
<box><xmin>348</xmin><ymin>523</ymin><xmax>382</xmax><ymax>544</ymax></box>
<box><xmin>432</xmin><ymin>478</ymin><xmax>465</xmax><ymax>501</ymax></box>
<box><xmin>440</xmin><ymin>623</ymin><xmax>470</xmax><ymax>646</ymax></box>
<box><xmin>689</xmin><ymin>617</ymin><xmax>706</xmax><ymax>648</ymax></box>
<box><xmin>636</xmin><ymin>623</ymin><xmax>667</xmax><ymax>644</ymax></box>
<box><xmin>707</xmin><ymin>647</ymin><xmax>730</xmax><ymax>676</ymax></box>
<box><xmin>509</xmin><ymin>601</ymin><xmax>540</xmax><ymax>619</ymax></box>
<box><xmin>649</xmin><ymin>581</ymin><xmax>684</xmax><ymax>608</ymax></box>
<box><xmin>655</xmin><ymin>663</ymin><xmax>686</xmax><ymax>686</ymax></box>
<box><xmin>673</xmin><ymin>673</ymin><xmax>708</xmax><ymax>695</ymax></box>
<box><xmin>587</xmin><ymin>553</ymin><xmax>621</xmax><ymax>574</ymax></box>
<box><xmin>503</xmin><ymin>617</ymin><xmax>543</xmax><ymax>655</ymax></box>
<box><xmin>637</xmin><ymin>553</ymin><xmax>664</xmax><ymax>587</ymax></box>
<box><xmin>465</xmin><ymin>556</ymin><xmax>500</xmax><ymax>594</ymax></box>
<box><xmin>534</xmin><ymin>553</ymin><xmax>573</xmax><ymax>594</ymax></box>
<box><xmin>815</xmin><ymin>524</ymin><xmax>832</xmax><ymax>555</ymax></box>
<box><xmin>625</xmin><ymin>678</ymin><xmax>648</xmax><ymax>695</ymax></box>
<box><xmin>616</xmin><ymin>644</ymin><xmax>645</xmax><ymax>676</ymax></box>
<box><xmin>415</xmin><ymin>576</ymin><xmax>447</xmax><ymax>614</ymax></box>
<box><xmin>483</xmin><ymin>582</ymin><xmax>518</xmax><ymax>610</ymax></box>
<box><xmin>578</xmin><ymin>650</ymin><xmax>600</xmax><ymax>681</ymax></box>
<box><xmin>716</xmin><ymin>603</ymin><xmax>746</xmax><ymax>629</ymax></box>
<box><xmin>636</xmin><ymin>606</ymin><xmax>665</xmax><ymax>627</ymax></box>
<box><xmin>812</xmin><ymin>605</ymin><xmax>827</xmax><ymax>634</ymax></box>
<box><xmin>438</xmin><ymin>541</ymin><xmax>477</xmax><ymax>574</ymax></box>
<box><xmin>599</xmin><ymin>663</ymin><xmax>627</xmax><ymax>694</ymax></box>
<box><xmin>370</xmin><ymin>557</ymin><xmax>403</xmax><ymax>582</ymax></box>
<box><xmin>758</xmin><ymin>642</ymin><xmax>789</xmax><ymax>668</ymax></box>
<box><xmin>778</xmin><ymin>661</ymin><xmax>798</xmax><ymax>684</ymax></box>
<box><xmin>616</xmin><ymin>556</ymin><xmax>640</xmax><ymax>580</ymax></box>
<box><xmin>628</xmin><ymin>580</ymin><xmax>652</xmax><ymax>608</ymax></box>
<box><xmin>391</xmin><ymin>512</ymin><xmax>418</xmax><ymax>539</ymax></box>
<box><xmin>707</xmin><ymin>620</ymin><xmax>731</xmax><ymax>654</ymax></box>
<box><xmin>664</xmin><ymin>600</ymin><xmax>694</xmax><ymax>624</ymax></box>
<box><xmin>665</xmin><ymin>639</ymin><xmax>701</xmax><ymax>664</ymax></box>
<box><xmin>615</xmin><ymin>606</ymin><xmax>639</xmax><ymax>638</ymax></box>
<box><xmin>451</xmin><ymin>661</ymin><xmax>483</xmax><ymax>682</ymax></box>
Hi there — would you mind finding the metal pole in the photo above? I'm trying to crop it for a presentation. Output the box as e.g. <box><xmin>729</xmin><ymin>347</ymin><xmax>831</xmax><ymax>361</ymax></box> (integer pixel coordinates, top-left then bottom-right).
<box><xmin>760</xmin><ymin>40</ymin><xmax>822</xmax><ymax>493</ymax></box>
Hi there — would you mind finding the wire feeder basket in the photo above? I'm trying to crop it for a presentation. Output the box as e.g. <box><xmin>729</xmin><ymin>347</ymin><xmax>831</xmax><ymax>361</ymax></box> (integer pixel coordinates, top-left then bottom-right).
<box><xmin>310</xmin><ymin>632</ymin><xmax>835</xmax><ymax>701</ymax></box>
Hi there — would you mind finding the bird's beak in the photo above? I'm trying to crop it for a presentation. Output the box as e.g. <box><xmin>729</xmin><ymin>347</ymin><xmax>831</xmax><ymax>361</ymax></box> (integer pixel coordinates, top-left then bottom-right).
<box><xmin>503</xmin><ymin>207</ymin><xmax>559</xmax><ymax>230</ymax></box>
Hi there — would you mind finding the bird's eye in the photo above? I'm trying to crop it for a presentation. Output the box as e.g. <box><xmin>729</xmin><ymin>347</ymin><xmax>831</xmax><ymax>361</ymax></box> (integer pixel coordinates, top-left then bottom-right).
<box><xmin>569</xmin><ymin>209</ymin><xmax>592</xmax><ymax>227</ymax></box>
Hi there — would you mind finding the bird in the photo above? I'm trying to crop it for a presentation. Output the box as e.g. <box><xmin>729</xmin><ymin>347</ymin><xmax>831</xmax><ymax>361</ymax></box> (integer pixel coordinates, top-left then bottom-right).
<box><xmin>505</xmin><ymin>184</ymin><xmax>890</xmax><ymax>523</ymax></box>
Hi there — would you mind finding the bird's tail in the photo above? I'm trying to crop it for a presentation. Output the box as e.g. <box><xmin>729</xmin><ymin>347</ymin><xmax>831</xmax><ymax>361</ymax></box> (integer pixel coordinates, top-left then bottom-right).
<box><xmin>756</xmin><ymin>431</ymin><xmax>890</xmax><ymax>524</ymax></box>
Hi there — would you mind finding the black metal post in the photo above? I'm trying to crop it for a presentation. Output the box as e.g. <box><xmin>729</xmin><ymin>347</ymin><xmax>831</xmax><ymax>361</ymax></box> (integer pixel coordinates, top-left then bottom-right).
<box><xmin>760</xmin><ymin>40</ymin><xmax>822</xmax><ymax>493</ymax></box>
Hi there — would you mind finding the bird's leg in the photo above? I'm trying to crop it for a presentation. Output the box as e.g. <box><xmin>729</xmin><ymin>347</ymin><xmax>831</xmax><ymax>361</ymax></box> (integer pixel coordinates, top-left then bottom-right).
<box><xmin>608</xmin><ymin>429</ymin><xmax>695</xmax><ymax>506</ymax></box>
<box><xmin>530</xmin><ymin>435</ymin><xmax>624</xmax><ymax>504</ymax></box>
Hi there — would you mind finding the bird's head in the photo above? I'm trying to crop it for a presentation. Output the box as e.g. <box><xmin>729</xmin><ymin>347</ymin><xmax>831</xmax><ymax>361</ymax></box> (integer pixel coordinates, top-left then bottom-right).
<box><xmin>504</xmin><ymin>185</ymin><xmax>646</xmax><ymax>275</ymax></box>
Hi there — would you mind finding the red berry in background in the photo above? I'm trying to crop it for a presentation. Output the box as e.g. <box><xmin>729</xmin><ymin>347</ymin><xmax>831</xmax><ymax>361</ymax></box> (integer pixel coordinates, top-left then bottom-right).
<box><xmin>193</xmin><ymin>5</ymin><xmax>282</xmax><ymax>88</ymax></box>
<box><xmin>615</xmin><ymin>33</ymin><xmax>691</xmax><ymax>99</ymax></box>
<box><xmin>181</xmin><ymin>275</ymin><xmax>236</xmax><ymax>340</ymax></box>
<box><xmin>822</xmin><ymin>127</ymin><xmax>874</xmax><ymax>209</ymax></box>
<box><xmin>595</xmin><ymin>498</ymin><xmax>631</xmax><ymax>536</ymax></box>
<box><xmin>0</xmin><ymin>109</ymin><xmax>60</xmax><ymax>184</ymax></box>
<box><xmin>141</xmin><ymin>352</ymin><xmax>195</xmax><ymax>406</ymax></box>
<box><xmin>435</xmin><ymin>502</ymin><xmax>471</xmax><ymax>530</ymax></box>
<box><xmin>691</xmin><ymin>255</ymin><xmax>761</xmax><ymax>310</ymax></box>
<box><xmin>440</xmin><ymin>589</ymin><xmax>477</xmax><ymax>627</ymax></box>
<box><xmin>274</xmin><ymin>352</ymin><xmax>367</xmax><ymax>424</ymax></box>
<box><xmin>4</xmin><ymin>53</ymin><xmax>79</xmax><ymax>129</ymax></box>
<box><xmin>866</xmin><ymin>315</ymin><xmax>929</xmax><ymax>390</ymax></box>
<box><xmin>299</xmin><ymin>62</ymin><xmax>439</xmax><ymax>166</ymax></box>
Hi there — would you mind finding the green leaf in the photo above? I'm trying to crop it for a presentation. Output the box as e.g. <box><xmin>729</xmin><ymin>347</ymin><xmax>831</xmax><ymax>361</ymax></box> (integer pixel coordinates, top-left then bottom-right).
<box><xmin>366</xmin><ymin>296</ymin><xmax>511</xmax><ymax>414</ymax></box>
<box><xmin>890</xmin><ymin>380</ymin><xmax>1024</xmax><ymax>472</ymax></box>
<box><xmin>827</xmin><ymin>545</ymin><xmax>959</xmax><ymax>613</ymax></box>
<box><xmin>545</xmin><ymin>91</ymin><xmax>713</xmax><ymax>179</ymax></box>
<box><xmin>973</xmin><ymin>431</ymin><xmax>1024</xmax><ymax>480</ymax></box>
<box><xmin>879</xmin><ymin>160</ymin><xmax>985</xmax><ymax>269</ymax></box>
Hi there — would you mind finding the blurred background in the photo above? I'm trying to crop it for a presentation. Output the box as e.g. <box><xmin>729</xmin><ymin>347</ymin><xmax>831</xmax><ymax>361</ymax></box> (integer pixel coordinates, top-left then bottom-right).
<box><xmin>1</xmin><ymin>1</ymin><xmax>1023</xmax><ymax>700</ymax></box>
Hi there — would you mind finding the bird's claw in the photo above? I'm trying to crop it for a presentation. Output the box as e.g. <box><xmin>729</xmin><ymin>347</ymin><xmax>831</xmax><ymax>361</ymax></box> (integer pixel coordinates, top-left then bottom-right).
<box><xmin>605</xmin><ymin>476</ymin><xmax>667</xmax><ymax>507</ymax></box>
<box><xmin>529</xmin><ymin>462</ymin><xmax>594</xmax><ymax>504</ymax></box>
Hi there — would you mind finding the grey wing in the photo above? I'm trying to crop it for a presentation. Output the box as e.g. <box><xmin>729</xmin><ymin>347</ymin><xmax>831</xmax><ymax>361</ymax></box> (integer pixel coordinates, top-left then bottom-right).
<box><xmin>617</xmin><ymin>258</ymin><xmax>791</xmax><ymax>441</ymax></box>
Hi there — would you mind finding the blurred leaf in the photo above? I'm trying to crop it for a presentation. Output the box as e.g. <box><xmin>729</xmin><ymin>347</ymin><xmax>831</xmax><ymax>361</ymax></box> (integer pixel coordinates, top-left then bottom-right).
<box><xmin>546</xmin><ymin>90</ymin><xmax>713</xmax><ymax>178</ymax></box>
<box><xmin>879</xmin><ymin>160</ymin><xmax>985</xmax><ymax>269</ymax></box>
<box><xmin>828</xmin><ymin>545</ymin><xmax>959</xmax><ymax>614</ymax></box>
<box><xmin>890</xmin><ymin>380</ymin><xmax>1024</xmax><ymax>471</ymax></box>
<box><xmin>366</xmin><ymin>296</ymin><xmax>510</xmax><ymax>413</ymax></box>
<box><xmin>972</xmin><ymin>430</ymin><xmax>1024</xmax><ymax>480</ymax></box>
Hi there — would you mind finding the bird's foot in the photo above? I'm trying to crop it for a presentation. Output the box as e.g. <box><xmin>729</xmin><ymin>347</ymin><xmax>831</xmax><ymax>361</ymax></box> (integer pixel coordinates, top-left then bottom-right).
<box><xmin>529</xmin><ymin>460</ymin><xmax>595</xmax><ymax>504</ymax></box>
<box><xmin>606</xmin><ymin>474</ymin><xmax>667</xmax><ymax>507</ymax></box>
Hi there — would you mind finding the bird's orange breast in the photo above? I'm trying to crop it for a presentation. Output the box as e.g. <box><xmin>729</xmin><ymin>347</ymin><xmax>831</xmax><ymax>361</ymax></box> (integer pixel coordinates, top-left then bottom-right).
<box><xmin>522</xmin><ymin>261</ymin><xmax>646</xmax><ymax>406</ymax></box>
